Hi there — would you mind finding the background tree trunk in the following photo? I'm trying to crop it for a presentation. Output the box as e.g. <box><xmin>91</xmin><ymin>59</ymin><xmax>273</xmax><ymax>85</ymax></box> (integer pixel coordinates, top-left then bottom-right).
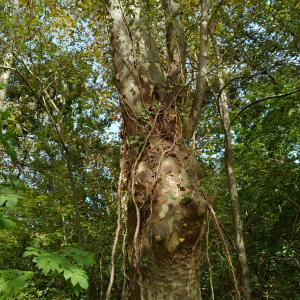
<box><xmin>0</xmin><ymin>0</ymin><xmax>19</xmax><ymax>110</ymax></box>
<box><xmin>0</xmin><ymin>52</ymin><xmax>13</xmax><ymax>110</ymax></box>
<box><xmin>214</xmin><ymin>46</ymin><xmax>251</xmax><ymax>299</ymax></box>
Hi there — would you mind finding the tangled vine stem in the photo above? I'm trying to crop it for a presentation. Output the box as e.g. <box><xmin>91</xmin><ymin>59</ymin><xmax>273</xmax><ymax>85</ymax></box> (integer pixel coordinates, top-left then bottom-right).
<box><xmin>130</xmin><ymin>110</ymin><xmax>162</xmax><ymax>267</ymax></box>
<box><xmin>208</xmin><ymin>205</ymin><xmax>241</xmax><ymax>299</ymax></box>
<box><xmin>105</xmin><ymin>144</ymin><xmax>127</xmax><ymax>300</ymax></box>
<box><xmin>121</xmin><ymin>226</ymin><xmax>128</xmax><ymax>299</ymax></box>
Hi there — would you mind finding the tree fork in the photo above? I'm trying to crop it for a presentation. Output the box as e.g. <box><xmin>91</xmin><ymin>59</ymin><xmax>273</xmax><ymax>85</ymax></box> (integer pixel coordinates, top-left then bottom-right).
<box><xmin>108</xmin><ymin>0</ymin><xmax>210</xmax><ymax>298</ymax></box>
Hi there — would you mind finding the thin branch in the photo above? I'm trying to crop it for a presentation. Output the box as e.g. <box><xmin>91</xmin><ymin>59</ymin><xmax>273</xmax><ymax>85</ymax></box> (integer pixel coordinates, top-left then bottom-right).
<box><xmin>131</xmin><ymin>110</ymin><xmax>161</xmax><ymax>267</ymax></box>
<box><xmin>121</xmin><ymin>226</ymin><xmax>128</xmax><ymax>299</ymax></box>
<box><xmin>230</xmin><ymin>88</ymin><xmax>300</xmax><ymax>127</ymax></box>
<box><xmin>215</xmin><ymin>63</ymin><xmax>282</xmax><ymax>103</ymax></box>
<box><xmin>99</xmin><ymin>256</ymin><xmax>103</xmax><ymax>300</ymax></box>
<box><xmin>105</xmin><ymin>168</ymin><xmax>123</xmax><ymax>299</ymax></box>
<box><xmin>209</xmin><ymin>0</ymin><xmax>226</xmax><ymax>25</ymax></box>
<box><xmin>14</xmin><ymin>59</ymin><xmax>83</xmax><ymax>246</ymax></box>
<box><xmin>212</xmin><ymin>36</ymin><xmax>252</xmax><ymax>299</ymax></box>
<box><xmin>0</xmin><ymin>66</ymin><xmax>16</xmax><ymax>71</ymax></box>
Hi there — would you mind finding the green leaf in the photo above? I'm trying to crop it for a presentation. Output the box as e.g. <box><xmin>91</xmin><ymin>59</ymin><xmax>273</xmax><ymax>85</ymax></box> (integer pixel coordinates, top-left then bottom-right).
<box><xmin>63</xmin><ymin>269</ymin><xmax>72</xmax><ymax>280</ymax></box>
<box><xmin>63</xmin><ymin>247</ymin><xmax>95</xmax><ymax>267</ymax></box>
<box><xmin>23</xmin><ymin>247</ymin><xmax>40</xmax><ymax>258</ymax></box>
<box><xmin>0</xmin><ymin>186</ymin><xmax>23</xmax><ymax>208</ymax></box>
<box><xmin>69</xmin><ymin>268</ymin><xmax>88</xmax><ymax>289</ymax></box>
<box><xmin>0</xmin><ymin>216</ymin><xmax>16</xmax><ymax>230</ymax></box>
<box><xmin>0</xmin><ymin>111</ymin><xmax>9</xmax><ymax>119</ymax></box>
<box><xmin>24</xmin><ymin>247</ymin><xmax>90</xmax><ymax>293</ymax></box>
<box><xmin>77</xmin><ymin>276</ymin><xmax>88</xmax><ymax>289</ymax></box>
<box><xmin>0</xmin><ymin>270</ymin><xmax>34</xmax><ymax>300</ymax></box>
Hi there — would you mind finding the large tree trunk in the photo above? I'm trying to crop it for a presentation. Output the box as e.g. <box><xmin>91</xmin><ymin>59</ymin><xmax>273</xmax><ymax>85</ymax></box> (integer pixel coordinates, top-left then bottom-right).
<box><xmin>107</xmin><ymin>0</ymin><xmax>209</xmax><ymax>298</ymax></box>
<box><xmin>126</xmin><ymin>136</ymin><xmax>207</xmax><ymax>299</ymax></box>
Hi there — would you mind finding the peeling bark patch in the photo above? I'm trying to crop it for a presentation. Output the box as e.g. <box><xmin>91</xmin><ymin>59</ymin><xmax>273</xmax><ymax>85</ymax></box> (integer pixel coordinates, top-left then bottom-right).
<box><xmin>159</xmin><ymin>203</ymin><xmax>169</xmax><ymax>218</ymax></box>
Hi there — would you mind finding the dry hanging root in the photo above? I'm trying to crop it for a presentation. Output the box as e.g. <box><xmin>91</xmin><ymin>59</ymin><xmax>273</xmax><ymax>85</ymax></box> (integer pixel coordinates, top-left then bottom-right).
<box><xmin>130</xmin><ymin>111</ymin><xmax>161</xmax><ymax>264</ymax></box>
<box><xmin>208</xmin><ymin>204</ymin><xmax>241</xmax><ymax>299</ymax></box>
<box><xmin>121</xmin><ymin>226</ymin><xmax>128</xmax><ymax>299</ymax></box>
<box><xmin>129</xmin><ymin>111</ymin><xmax>162</xmax><ymax>299</ymax></box>
<box><xmin>205</xmin><ymin>215</ymin><xmax>215</xmax><ymax>300</ymax></box>
<box><xmin>105</xmin><ymin>144</ymin><xmax>127</xmax><ymax>300</ymax></box>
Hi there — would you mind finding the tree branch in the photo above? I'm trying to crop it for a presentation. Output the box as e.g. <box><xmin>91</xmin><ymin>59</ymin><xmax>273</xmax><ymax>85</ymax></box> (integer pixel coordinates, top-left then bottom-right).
<box><xmin>14</xmin><ymin>55</ymin><xmax>83</xmax><ymax>247</ymax></box>
<box><xmin>208</xmin><ymin>0</ymin><xmax>226</xmax><ymax>25</ymax></box>
<box><xmin>108</xmin><ymin>0</ymin><xmax>166</xmax><ymax>121</ymax></box>
<box><xmin>230</xmin><ymin>88</ymin><xmax>300</xmax><ymax>127</ymax></box>
<box><xmin>0</xmin><ymin>66</ymin><xmax>16</xmax><ymax>71</ymax></box>
<box><xmin>163</xmin><ymin>0</ymin><xmax>186</xmax><ymax>84</ymax></box>
<box><xmin>186</xmin><ymin>0</ymin><xmax>209</xmax><ymax>139</ymax></box>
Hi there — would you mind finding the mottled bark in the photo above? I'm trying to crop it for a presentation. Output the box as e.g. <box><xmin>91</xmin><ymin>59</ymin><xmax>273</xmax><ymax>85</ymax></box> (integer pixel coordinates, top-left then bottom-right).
<box><xmin>108</xmin><ymin>0</ymin><xmax>209</xmax><ymax>298</ymax></box>
<box><xmin>163</xmin><ymin>0</ymin><xmax>186</xmax><ymax>85</ymax></box>
<box><xmin>125</xmin><ymin>137</ymin><xmax>207</xmax><ymax>299</ymax></box>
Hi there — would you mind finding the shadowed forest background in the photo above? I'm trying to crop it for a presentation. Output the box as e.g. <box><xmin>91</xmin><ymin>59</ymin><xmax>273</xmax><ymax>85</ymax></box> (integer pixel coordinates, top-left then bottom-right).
<box><xmin>0</xmin><ymin>0</ymin><xmax>299</xmax><ymax>299</ymax></box>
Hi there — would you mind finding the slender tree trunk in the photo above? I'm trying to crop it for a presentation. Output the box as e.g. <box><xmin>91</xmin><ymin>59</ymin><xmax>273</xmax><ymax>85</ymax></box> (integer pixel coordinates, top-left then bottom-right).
<box><xmin>215</xmin><ymin>50</ymin><xmax>251</xmax><ymax>300</ymax></box>
<box><xmin>41</xmin><ymin>93</ymin><xmax>83</xmax><ymax>247</ymax></box>
<box><xmin>107</xmin><ymin>0</ymin><xmax>209</xmax><ymax>298</ymax></box>
<box><xmin>65</xmin><ymin>151</ymin><xmax>83</xmax><ymax>247</ymax></box>
<box><xmin>0</xmin><ymin>52</ymin><xmax>13</xmax><ymax>110</ymax></box>
<box><xmin>0</xmin><ymin>0</ymin><xmax>19</xmax><ymax>110</ymax></box>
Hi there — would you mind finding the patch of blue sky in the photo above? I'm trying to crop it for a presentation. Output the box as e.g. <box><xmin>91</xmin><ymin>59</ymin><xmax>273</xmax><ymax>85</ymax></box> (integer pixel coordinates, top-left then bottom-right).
<box><xmin>21</xmin><ymin>10</ymin><xmax>120</xmax><ymax>141</ymax></box>
<box><xmin>106</xmin><ymin>121</ymin><xmax>120</xmax><ymax>142</ymax></box>
<box><xmin>50</xmin><ymin>19</ymin><xmax>94</xmax><ymax>52</ymax></box>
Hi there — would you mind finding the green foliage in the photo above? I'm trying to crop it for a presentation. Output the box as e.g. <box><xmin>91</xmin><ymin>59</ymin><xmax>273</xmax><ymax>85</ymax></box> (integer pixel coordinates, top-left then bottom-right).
<box><xmin>0</xmin><ymin>0</ymin><xmax>299</xmax><ymax>299</ymax></box>
<box><xmin>0</xmin><ymin>185</ymin><xmax>22</xmax><ymax>208</ymax></box>
<box><xmin>0</xmin><ymin>217</ymin><xmax>16</xmax><ymax>231</ymax></box>
<box><xmin>128</xmin><ymin>135</ymin><xmax>144</xmax><ymax>146</ymax></box>
<box><xmin>0</xmin><ymin>270</ymin><xmax>34</xmax><ymax>300</ymax></box>
<box><xmin>0</xmin><ymin>185</ymin><xmax>22</xmax><ymax>230</ymax></box>
<box><xmin>23</xmin><ymin>247</ymin><xmax>95</xmax><ymax>296</ymax></box>
<box><xmin>0</xmin><ymin>112</ymin><xmax>17</xmax><ymax>162</ymax></box>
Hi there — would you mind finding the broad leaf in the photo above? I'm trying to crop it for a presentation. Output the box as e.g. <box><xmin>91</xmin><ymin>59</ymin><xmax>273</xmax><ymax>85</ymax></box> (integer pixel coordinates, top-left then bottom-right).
<box><xmin>0</xmin><ymin>186</ymin><xmax>22</xmax><ymax>208</ymax></box>
<box><xmin>0</xmin><ymin>216</ymin><xmax>16</xmax><ymax>230</ymax></box>
<box><xmin>0</xmin><ymin>270</ymin><xmax>34</xmax><ymax>300</ymax></box>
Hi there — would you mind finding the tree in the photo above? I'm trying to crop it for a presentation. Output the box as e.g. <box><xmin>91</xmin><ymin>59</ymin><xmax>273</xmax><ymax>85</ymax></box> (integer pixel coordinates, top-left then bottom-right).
<box><xmin>1</xmin><ymin>0</ymin><xmax>299</xmax><ymax>299</ymax></box>
<box><xmin>213</xmin><ymin>43</ymin><xmax>251</xmax><ymax>300</ymax></box>
<box><xmin>107</xmin><ymin>0</ymin><xmax>211</xmax><ymax>298</ymax></box>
